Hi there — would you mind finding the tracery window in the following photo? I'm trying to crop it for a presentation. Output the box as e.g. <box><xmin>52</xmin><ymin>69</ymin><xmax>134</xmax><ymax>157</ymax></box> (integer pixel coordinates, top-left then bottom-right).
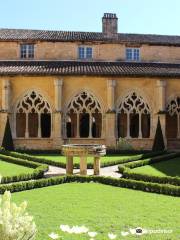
<box><xmin>65</xmin><ymin>91</ymin><xmax>102</xmax><ymax>138</ymax></box>
<box><xmin>117</xmin><ymin>92</ymin><xmax>150</xmax><ymax>138</ymax></box>
<box><xmin>16</xmin><ymin>91</ymin><xmax>51</xmax><ymax>138</ymax></box>
<box><xmin>166</xmin><ymin>96</ymin><xmax>180</xmax><ymax>139</ymax></box>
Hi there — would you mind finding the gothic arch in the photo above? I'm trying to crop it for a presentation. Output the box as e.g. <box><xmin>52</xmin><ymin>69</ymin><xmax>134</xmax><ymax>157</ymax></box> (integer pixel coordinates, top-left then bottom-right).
<box><xmin>64</xmin><ymin>90</ymin><xmax>103</xmax><ymax>138</ymax></box>
<box><xmin>13</xmin><ymin>88</ymin><xmax>53</xmax><ymax>112</ymax></box>
<box><xmin>116</xmin><ymin>88</ymin><xmax>152</xmax><ymax>112</ymax></box>
<box><xmin>166</xmin><ymin>95</ymin><xmax>180</xmax><ymax>139</ymax></box>
<box><xmin>14</xmin><ymin>90</ymin><xmax>52</xmax><ymax>138</ymax></box>
<box><xmin>63</xmin><ymin>88</ymin><xmax>105</xmax><ymax>113</ymax></box>
<box><xmin>116</xmin><ymin>91</ymin><xmax>151</xmax><ymax>139</ymax></box>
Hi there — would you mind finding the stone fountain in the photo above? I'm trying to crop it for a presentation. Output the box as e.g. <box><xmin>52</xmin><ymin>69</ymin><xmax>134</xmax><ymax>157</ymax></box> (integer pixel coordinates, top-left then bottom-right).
<box><xmin>62</xmin><ymin>144</ymin><xmax>106</xmax><ymax>175</ymax></box>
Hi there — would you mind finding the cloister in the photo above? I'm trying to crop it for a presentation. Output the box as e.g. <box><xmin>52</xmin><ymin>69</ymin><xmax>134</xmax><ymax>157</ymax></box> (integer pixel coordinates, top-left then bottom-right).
<box><xmin>7</xmin><ymin>85</ymin><xmax>180</xmax><ymax>149</ymax></box>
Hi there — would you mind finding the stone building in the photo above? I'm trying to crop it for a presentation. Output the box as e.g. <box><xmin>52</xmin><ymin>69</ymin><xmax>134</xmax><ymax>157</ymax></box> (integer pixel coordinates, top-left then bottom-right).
<box><xmin>0</xmin><ymin>13</ymin><xmax>180</xmax><ymax>150</ymax></box>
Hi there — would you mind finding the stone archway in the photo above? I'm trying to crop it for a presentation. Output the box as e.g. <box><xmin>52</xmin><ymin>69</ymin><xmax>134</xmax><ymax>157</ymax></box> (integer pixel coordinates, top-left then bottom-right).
<box><xmin>166</xmin><ymin>96</ymin><xmax>180</xmax><ymax>139</ymax></box>
<box><xmin>15</xmin><ymin>90</ymin><xmax>52</xmax><ymax>138</ymax></box>
<box><xmin>64</xmin><ymin>91</ymin><xmax>102</xmax><ymax>138</ymax></box>
<box><xmin>117</xmin><ymin>92</ymin><xmax>151</xmax><ymax>139</ymax></box>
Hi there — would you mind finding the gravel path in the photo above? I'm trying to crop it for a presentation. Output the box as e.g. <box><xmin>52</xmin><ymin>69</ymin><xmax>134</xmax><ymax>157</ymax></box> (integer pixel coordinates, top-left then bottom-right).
<box><xmin>44</xmin><ymin>164</ymin><xmax>122</xmax><ymax>178</ymax></box>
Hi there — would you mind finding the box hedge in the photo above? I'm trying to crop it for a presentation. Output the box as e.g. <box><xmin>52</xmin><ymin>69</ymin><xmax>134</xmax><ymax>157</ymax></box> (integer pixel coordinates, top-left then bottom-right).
<box><xmin>0</xmin><ymin>153</ymin><xmax>48</xmax><ymax>183</ymax></box>
<box><xmin>0</xmin><ymin>175</ymin><xmax>179</xmax><ymax>197</ymax></box>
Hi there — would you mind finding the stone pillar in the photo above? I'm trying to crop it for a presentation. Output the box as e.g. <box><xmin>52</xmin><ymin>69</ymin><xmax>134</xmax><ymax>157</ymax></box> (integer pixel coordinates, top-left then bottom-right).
<box><xmin>53</xmin><ymin>79</ymin><xmax>63</xmax><ymax>148</ymax></box>
<box><xmin>0</xmin><ymin>80</ymin><xmax>11</xmax><ymax>145</ymax></box>
<box><xmin>66</xmin><ymin>156</ymin><xmax>73</xmax><ymax>175</ymax></box>
<box><xmin>2</xmin><ymin>79</ymin><xmax>11</xmax><ymax>111</ymax></box>
<box><xmin>156</xmin><ymin>80</ymin><xmax>167</xmax><ymax>147</ymax></box>
<box><xmin>156</xmin><ymin>80</ymin><xmax>166</xmax><ymax>112</ymax></box>
<box><xmin>105</xmin><ymin>112</ymin><xmax>116</xmax><ymax>146</ymax></box>
<box><xmin>80</xmin><ymin>156</ymin><xmax>87</xmax><ymax>175</ymax></box>
<box><xmin>94</xmin><ymin>157</ymin><xmax>100</xmax><ymax>175</ymax></box>
<box><xmin>106</xmin><ymin>79</ymin><xmax>116</xmax><ymax>146</ymax></box>
<box><xmin>107</xmin><ymin>80</ymin><xmax>116</xmax><ymax>111</ymax></box>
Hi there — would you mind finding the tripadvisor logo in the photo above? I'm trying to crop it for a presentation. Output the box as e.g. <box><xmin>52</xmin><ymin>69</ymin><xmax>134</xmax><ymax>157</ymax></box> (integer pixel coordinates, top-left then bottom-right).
<box><xmin>121</xmin><ymin>227</ymin><xmax>173</xmax><ymax>237</ymax></box>
<box><xmin>136</xmin><ymin>227</ymin><xmax>143</xmax><ymax>235</ymax></box>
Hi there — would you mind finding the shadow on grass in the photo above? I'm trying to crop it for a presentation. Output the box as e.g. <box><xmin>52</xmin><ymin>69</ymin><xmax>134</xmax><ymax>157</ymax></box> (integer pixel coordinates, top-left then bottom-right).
<box><xmin>150</xmin><ymin>157</ymin><xmax>180</xmax><ymax>177</ymax></box>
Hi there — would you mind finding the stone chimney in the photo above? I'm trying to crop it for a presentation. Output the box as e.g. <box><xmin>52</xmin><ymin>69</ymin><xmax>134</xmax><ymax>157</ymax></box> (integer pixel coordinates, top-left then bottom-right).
<box><xmin>102</xmin><ymin>13</ymin><xmax>118</xmax><ymax>36</ymax></box>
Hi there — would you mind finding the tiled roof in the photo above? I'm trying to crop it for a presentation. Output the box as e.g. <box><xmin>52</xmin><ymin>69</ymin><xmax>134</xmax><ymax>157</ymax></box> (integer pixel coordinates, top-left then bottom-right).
<box><xmin>0</xmin><ymin>60</ymin><xmax>180</xmax><ymax>77</ymax></box>
<box><xmin>1</xmin><ymin>28</ymin><xmax>180</xmax><ymax>46</ymax></box>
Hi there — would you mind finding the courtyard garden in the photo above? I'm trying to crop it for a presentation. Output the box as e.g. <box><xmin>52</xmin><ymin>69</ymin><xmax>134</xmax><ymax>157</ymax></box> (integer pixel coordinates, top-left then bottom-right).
<box><xmin>0</xmin><ymin>148</ymin><xmax>179</xmax><ymax>240</ymax></box>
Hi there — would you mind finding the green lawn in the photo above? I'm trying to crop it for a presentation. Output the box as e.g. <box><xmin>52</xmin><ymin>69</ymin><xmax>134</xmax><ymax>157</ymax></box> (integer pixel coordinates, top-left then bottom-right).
<box><xmin>12</xmin><ymin>183</ymin><xmax>180</xmax><ymax>240</ymax></box>
<box><xmin>0</xmin><ymin>160</ymin><xmax>34</xmax><ymax>177</ymax></box>
<box><xmin>34</xmin><ymin>154</ymin><xmax>140</xmax><ymax>165</ymax></box>
<box><xmin>131</xmin><ymin>157</ymin><xmax>180</xmax><ymax>177</ymax></box>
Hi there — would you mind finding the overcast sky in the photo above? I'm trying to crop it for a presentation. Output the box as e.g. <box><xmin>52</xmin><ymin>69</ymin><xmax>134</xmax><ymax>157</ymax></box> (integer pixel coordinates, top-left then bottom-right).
<box><xmin>1</xmin><ymin>0</ymin><xmax>180</xmax><ymax>35</ymax></box>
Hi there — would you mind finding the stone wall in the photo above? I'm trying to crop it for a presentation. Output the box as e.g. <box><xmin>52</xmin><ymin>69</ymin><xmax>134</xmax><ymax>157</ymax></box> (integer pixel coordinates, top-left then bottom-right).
<box><xmin>1</xmin><ymin>41</ymin><xmax>180</xmax><ymax>62</ymax></box>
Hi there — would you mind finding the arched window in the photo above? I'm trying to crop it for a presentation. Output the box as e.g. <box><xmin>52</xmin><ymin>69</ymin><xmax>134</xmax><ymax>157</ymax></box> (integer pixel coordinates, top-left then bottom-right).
<box><xmin>117</xmin><ymin>92</ymin><xmax>150</xmax><ymax>138</ymax></box>
<box><xmin>65</xmin><ymin>91</ymin><xmax>102</xmax><ymax>138</ymax></box>
<box><xmin>166</xmin><ymin>96</ymin><xmax>180</xmax><ymax>139</ymax></box>
<box><xmin>16</xmin><ymin>91</ymin><xmax>51</xmax><ymax>138</ymax></box>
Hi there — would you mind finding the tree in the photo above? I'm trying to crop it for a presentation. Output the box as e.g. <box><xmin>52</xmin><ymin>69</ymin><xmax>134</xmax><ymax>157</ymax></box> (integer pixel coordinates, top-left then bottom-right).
<box><xmin>1</xmin><ymin>116</ymin><xmax>14</xmax><ymax>151</ymax></box>
<box><xmin>152</xmin><ymin>117</ymin><xmax>165</xmax><ymax>151</ymax></box>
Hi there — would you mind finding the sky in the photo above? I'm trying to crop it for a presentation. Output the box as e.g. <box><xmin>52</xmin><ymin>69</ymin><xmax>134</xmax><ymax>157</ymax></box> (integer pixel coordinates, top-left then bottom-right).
<box><xmin>1</xmin><ymin>0</ymin><xmax>180</xmax><ymax>35</ymax></box>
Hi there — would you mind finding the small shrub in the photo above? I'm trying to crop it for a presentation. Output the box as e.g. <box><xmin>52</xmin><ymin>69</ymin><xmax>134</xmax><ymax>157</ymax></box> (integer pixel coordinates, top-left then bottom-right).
<box><xmin>1</xmin><ymin>116</ymin><xmax>14</xmax><ymax>151</ymax></box>
<box><xmin>152</xmin><ymin>117</ymin><xmax>165</xmax><ymax>151</ymax></box>
<box><xmin>116</xmin><ymin>137</ymin><xmax>134</xmax><ymax>150</ymax></box>
<box><xmin>0</xmin><ymin>191</ymin><xmax>37</xmax><ymax>240</ymax></box>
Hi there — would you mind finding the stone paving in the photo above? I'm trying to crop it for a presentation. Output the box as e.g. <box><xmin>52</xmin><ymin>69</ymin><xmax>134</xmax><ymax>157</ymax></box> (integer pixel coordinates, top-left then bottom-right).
<box><xmin>44</xmin><ymin>164</ymin><xmax>122</xmax><ymax>178</ymax></box>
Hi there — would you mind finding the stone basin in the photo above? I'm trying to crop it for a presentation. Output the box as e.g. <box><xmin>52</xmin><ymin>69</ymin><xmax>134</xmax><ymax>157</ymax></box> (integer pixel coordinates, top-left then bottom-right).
<box><xmin>62</xmin><ymin>144</ymin><xmax>106</xmax><ymax>157</ymax></box>
<box><xmin>61</xmin><ymin>144</ymin><xmax>106</xmax><ymax>175</ymax></box>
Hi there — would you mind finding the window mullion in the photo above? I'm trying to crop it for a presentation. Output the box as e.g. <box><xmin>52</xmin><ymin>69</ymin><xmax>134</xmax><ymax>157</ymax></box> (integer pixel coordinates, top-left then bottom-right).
<box><xmin>38</xmin><ymin>113</ymin><xmax>41</xmax><ymax>138</ymax></box>
<box><xmin>25</xmin><ymin>112</ymin><xmax>29</xmax><ymax>138</ymax></box>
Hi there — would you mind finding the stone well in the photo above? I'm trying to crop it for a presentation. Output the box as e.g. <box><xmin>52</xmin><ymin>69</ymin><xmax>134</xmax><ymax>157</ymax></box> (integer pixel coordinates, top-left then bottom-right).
<box><xmin>62</xmin><ymin>144</ymin><xmax>106</xmax><ymax>175</ymax></box>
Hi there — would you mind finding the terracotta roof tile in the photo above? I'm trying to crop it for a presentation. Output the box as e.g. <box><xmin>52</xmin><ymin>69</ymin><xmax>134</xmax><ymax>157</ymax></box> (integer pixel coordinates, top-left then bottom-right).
<box><xmin>1</xmin><ymin>28</ymin><xmax>180</xmax><ymax>45</ymax></box>
<box><xmin>0</xmin><ymin>60</ymin><xmax>180</xmax><ymax>77</ymax></box>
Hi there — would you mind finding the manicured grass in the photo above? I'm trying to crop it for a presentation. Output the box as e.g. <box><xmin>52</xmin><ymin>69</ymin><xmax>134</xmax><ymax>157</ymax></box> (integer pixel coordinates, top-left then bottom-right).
<box><xmin>131</xmin><ymin>157</ymin><xmax>180</xmax><ymax>177</ymax></box>
<box><xmin>0</xmin><ymin>160</ymin><xmax>34</xmax><ymax>177</ymax></box>
<box><xmin>12</xmin><ymin>183</ymin><xmax>180</xmax><ymax>240</ymax></box>
<box><xmin>34</xmin><ymin>154</ymin><xmax>140</xmax><ymax>165</ymax></box>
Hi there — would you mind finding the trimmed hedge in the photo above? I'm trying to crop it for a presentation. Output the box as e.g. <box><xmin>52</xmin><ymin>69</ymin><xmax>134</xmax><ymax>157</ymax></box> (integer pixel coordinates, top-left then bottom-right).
<box><xmin>0</xmin><ymin>175</ymin><xmax>179</xmax><ymax>197</ymax></box>
<box><xmin>0</xmin><ymin>149</ymin><xmax>166</xmax><ymax>169</ymax></box>
<box><xmin>118</xmin><ymin>152</ymin><xmax>180</xmax><ymax>186</ymax></box>
<box><xmin>17</xmin><ymin>149</ymin><xmax>61</xmax><ymax>154</ymax></box>
<box><xmin>0</xmin><ymin>154</ymin><xmax>48</xmax><ymax>184</ymax></box>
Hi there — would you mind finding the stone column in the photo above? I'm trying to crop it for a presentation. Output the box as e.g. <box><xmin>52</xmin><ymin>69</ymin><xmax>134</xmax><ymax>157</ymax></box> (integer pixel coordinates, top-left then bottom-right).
<box><xmin>106</xmin><ymin>79</ymin><xmax>117</xmax><ymax>146</ymax></box>
<box><xmin>54</xmin><ymin>79</ymin><xmax>63</xmax><ymax>111</ymax></box>
<box><xmin>66</xmin><ymin>156</ymin><xmax>73</xmax><ymax>175</ymax></box>
<box><xmin>53</xmin><ymin>79</ymin><xmax>63</xmax><ymax>148</ymax></box>
<box><xmin>2</xmin><ymin>79</ymin><xmax>11</xmax><ymax>111</ymax></box>
<box><xmin>107</xmin><ymin>80</ymin><xmax>116</xmax><ymax>111</ymax></box>
<box><xmin>156</xmin><ymin>80</ymin><xmax>166</xmax><ymax>111</ymax></box>
<box><xmin>80</xmin><ymin>156</ymin><xmax>87</xmax><ymax>175</ymax></box>
<box><xmin>0</xmin><ymin>80</ymin><xmax>11</xmax><ymax>145</ymax></box>
<box><xmin>156</xmin><ymin>80</ymin><xmax>167</xmax><ymax>147</ymax></box>
<box><xmin>94</xmin><ymin>157</ymin><xmax>100</xmax><ymax>175</ymax></box>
